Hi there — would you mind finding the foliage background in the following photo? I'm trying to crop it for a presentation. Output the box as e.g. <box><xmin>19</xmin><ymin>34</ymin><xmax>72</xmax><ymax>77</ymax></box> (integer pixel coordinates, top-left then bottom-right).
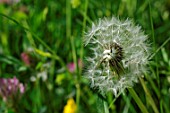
<box><xmin>0</xmin><ymin>0</ymin><xmax>170</xmax><ymax>113</ymax></box>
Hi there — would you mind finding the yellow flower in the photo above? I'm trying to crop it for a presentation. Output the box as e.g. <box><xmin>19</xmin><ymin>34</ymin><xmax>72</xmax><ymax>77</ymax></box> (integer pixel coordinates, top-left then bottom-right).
<box><xmin>71</xmin><ymin>0</ymin><xmax>80</xmax><ymax>9</ymax></box>
<box><xmin>63</xmin><ymin>98</ymin><xmax>77</xmax><ymax>113</ymax></box>
<box><xmin>55</xmin><ymin>73</ymin><xmax>66</xmax><ymax>85</ymax></box>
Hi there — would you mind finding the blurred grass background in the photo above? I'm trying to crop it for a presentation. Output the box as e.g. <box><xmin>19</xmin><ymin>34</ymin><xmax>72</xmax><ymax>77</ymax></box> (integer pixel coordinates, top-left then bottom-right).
<box><xmin>0</xmin><ymin>0</ymin><xmax>170</xmax><ymax>113</ymax></box>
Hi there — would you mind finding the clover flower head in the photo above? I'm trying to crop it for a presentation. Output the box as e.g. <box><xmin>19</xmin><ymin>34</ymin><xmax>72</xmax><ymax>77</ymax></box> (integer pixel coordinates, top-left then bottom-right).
<box><xmin>67</xmin><ymin>59</ymin><xmax>83</xmax><ymax>73</ymax></box>
<box><xmin>21</xmin><ymin>52</ymin><xmax>31</xmax><ymax>65</ymax></box>
<box><xmin>0</xmin><ymin>76</ymin><xmax>25</xmax><ymax>101</ymax></box>
<box><xmin>84</xmin><ymin>16</ymin><xmax>150</xmax><ymax>97</ymax></box>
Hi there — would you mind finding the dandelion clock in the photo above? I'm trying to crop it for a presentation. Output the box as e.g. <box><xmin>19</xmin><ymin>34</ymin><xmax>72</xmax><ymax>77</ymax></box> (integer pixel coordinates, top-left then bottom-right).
<box><xmin>84</xmin><ymin>16</ymin><xmax>150</xmax><ymax>97</ymax></box>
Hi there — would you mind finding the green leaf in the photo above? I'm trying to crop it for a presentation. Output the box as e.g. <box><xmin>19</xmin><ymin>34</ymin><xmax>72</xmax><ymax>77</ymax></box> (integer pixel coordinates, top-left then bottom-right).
<box><xmin>161</xmin><ymin>48</ymin><xmax>169</xmax><ymax>63</ymax></box>
<box><xmin>35</xmin><ymin>48</ymin><xmax>52</xmax><ymax>57</ymax></box>
<box><xmin>42</xmin><ymin>7</ymin><xmax>48</xmax><ymax>21</ymax></box>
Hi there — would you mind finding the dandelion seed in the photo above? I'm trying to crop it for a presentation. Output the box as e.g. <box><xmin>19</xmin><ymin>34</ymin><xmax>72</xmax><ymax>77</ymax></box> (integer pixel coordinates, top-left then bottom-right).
<box><xmin>84</xmin><ymin>16</ymin><xmax>150</xmax><ymax>97</ymax></box>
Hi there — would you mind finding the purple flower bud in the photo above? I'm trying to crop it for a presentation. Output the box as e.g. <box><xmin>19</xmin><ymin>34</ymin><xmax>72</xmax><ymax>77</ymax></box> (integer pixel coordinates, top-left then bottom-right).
<box><xmin>19</xmin><ymin>83</ymin><xmax>25</xmax><ymax>94</ymax></box>
<box><xmin>67</xmin><ymin>62</ymin><xmax>75</xmax><ymax>73</ymax></box>
<box><xmin>67</xmin><ymin>59</ymin><xmax>83</xmax><ymax>73</ymax></box>
<box><xmin>21</xmin><ymin>52</ymin><xmax>31</xmax><ymax>65</ymax></box>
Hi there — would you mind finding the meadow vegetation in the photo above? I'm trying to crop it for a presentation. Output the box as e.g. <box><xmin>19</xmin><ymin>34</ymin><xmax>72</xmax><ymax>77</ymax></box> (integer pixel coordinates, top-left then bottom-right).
<box><xmin>0</xmin><ymin>0</ymin><xmax>170</xmax><ymax>113</ymax></box>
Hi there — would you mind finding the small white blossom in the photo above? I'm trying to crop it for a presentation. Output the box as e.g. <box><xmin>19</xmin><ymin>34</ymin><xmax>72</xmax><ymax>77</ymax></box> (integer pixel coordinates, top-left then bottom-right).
<box><xmin>30</xmin><ymin>62</ymin><xmax>51</xmax><ymax>82</ymax></box>
<box><xmin>84</xmin><ymin>16</ymin><xmax>150</xmax><ymax>97</ymax></box>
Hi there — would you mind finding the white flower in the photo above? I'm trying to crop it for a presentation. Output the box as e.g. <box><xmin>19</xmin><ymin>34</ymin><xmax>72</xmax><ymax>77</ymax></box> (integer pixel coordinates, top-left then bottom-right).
<box><xmin>30</xmin><ymin>62</ymin><xmax>51</xmax><ymax>82</ymax></box>
<box><xmin>84</xmin><ymin>16</ymin><xmax>150</xmax><ymax>97</ymax></box>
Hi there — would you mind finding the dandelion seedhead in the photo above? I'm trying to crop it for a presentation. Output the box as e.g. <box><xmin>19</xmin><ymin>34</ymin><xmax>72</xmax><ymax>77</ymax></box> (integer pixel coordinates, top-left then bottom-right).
<box><xmin>84</xmin><ymin>16</ymin><xmax>150</xmax><ymax>97</ymax></box>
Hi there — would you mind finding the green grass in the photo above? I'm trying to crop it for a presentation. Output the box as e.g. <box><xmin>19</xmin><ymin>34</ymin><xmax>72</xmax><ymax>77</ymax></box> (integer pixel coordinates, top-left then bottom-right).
<box><xmin>0</xmin><ymin>0</ymin><xmax>170</xmax><ymax>113</ymax></box>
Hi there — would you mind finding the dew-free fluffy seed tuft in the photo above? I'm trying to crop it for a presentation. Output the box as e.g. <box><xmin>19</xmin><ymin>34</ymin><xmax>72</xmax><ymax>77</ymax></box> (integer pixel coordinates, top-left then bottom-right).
<box><xmin>84</xmin><ymin>16</ymin><xmax>150</xmax><ymax>97</ymax></box>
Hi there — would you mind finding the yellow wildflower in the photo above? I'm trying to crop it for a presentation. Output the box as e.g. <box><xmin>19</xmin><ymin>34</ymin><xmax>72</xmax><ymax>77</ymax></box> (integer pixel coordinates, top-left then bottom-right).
<box><xmin>63</xmin><ymin>98</ymin><xmax>77</xmax><ymax>113</ymax></box>
<box><xmin>55</xmin><ymin>73</ymin><xmax>66</xmax><ymax>85</ymax></box>
<box><xmin>71</xmin><ymin>0</ymin><xmax>80</xmax><ymax>9</ymax></box>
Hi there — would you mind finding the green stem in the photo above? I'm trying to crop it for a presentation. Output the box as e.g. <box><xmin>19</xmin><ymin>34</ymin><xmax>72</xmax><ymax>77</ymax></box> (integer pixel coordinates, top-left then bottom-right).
<box><xmin>70</xmin><ymin>35</ymin><xmax>80</xmax><ymax>111</ymax></box>
<box><xmin>76</xmin><ymin>83</ymin><xmax>80</xmax><ymax>113</ymax></box>
<box><xmin>122</xmin><ymin>94</ymin><xmax>136</xmax><ymax>113</ymax></box>
<box><xmin>75</xmin><ymin>0</ymin><xmax>89</xmax><ymax>112</ymax></box>
<box><xmin>66</xmin><ymin>0</ymin><xmax>71</xmax><ymax>39</ymax></box>
<box><xmin>149</xmin><ymin>37</ymin><xmax>170</xmax><ymax>60</ymax></box>
<box><xmin>108</xmin><ymin>91</ymin><xmax>122</xmax><ymax>109</ymax></box>
<box><xmin>0</xmin><ymin>13</ymin><xmax>66</xmax><ymax>69</ymax></box>
<box><xmin>148</xmin><ymin>0</ymin><xmax>160</xmax><ymax>98</ymax></box>
<box><xmin>80</xmin><ymin>0</ymin><xmax>88</xmax><ymax>75</ymax></box>
<box><xmin>104</xmin><ymin>101</ymin><xmax>109</xmax><ymax>113</ymax></box>
<box><xmin>128</xmin><ymin>88</ymin><xmax>149</xmax><ymax>113</ymax></box>
<box><xmin>145</xmin><ymin>71</ymin><xmax>160</xmax><ymax>98</ymax></box>
<box><xmin>148</xmin><ymin>2</ymin><xmax>162</xmax><ymax>112</ymax></box>
<box><xmin>66</xmin><ymin>0</ymin><xmax>81</xmax><ymax>112</ymax></box>
<box><xmin>139</xmin><ymin>78</ymin><xmax>159</xmax><ymax>113</ymax></box>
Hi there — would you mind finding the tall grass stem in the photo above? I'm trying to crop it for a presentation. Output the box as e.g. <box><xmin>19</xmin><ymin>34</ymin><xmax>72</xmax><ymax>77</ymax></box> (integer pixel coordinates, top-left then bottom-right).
<box><xmin>128</xmin><ymin>88</ymin><xmax>149</xmax><ymax>113</ymax></box>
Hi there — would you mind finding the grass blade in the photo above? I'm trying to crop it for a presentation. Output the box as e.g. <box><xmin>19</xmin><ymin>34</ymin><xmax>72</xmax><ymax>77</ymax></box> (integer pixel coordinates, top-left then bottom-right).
<box><xmin>128</xmin><ymin>88</ymin><xmax>149</xmax><ymax>113</ymax></box>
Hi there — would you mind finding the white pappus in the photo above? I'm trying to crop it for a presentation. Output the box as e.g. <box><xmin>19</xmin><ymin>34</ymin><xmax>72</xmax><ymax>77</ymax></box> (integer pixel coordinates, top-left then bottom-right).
<box><xmin>83</xmin><ymin>16</ymin><xmax>150</xmax><ymax>97</ymax></box>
